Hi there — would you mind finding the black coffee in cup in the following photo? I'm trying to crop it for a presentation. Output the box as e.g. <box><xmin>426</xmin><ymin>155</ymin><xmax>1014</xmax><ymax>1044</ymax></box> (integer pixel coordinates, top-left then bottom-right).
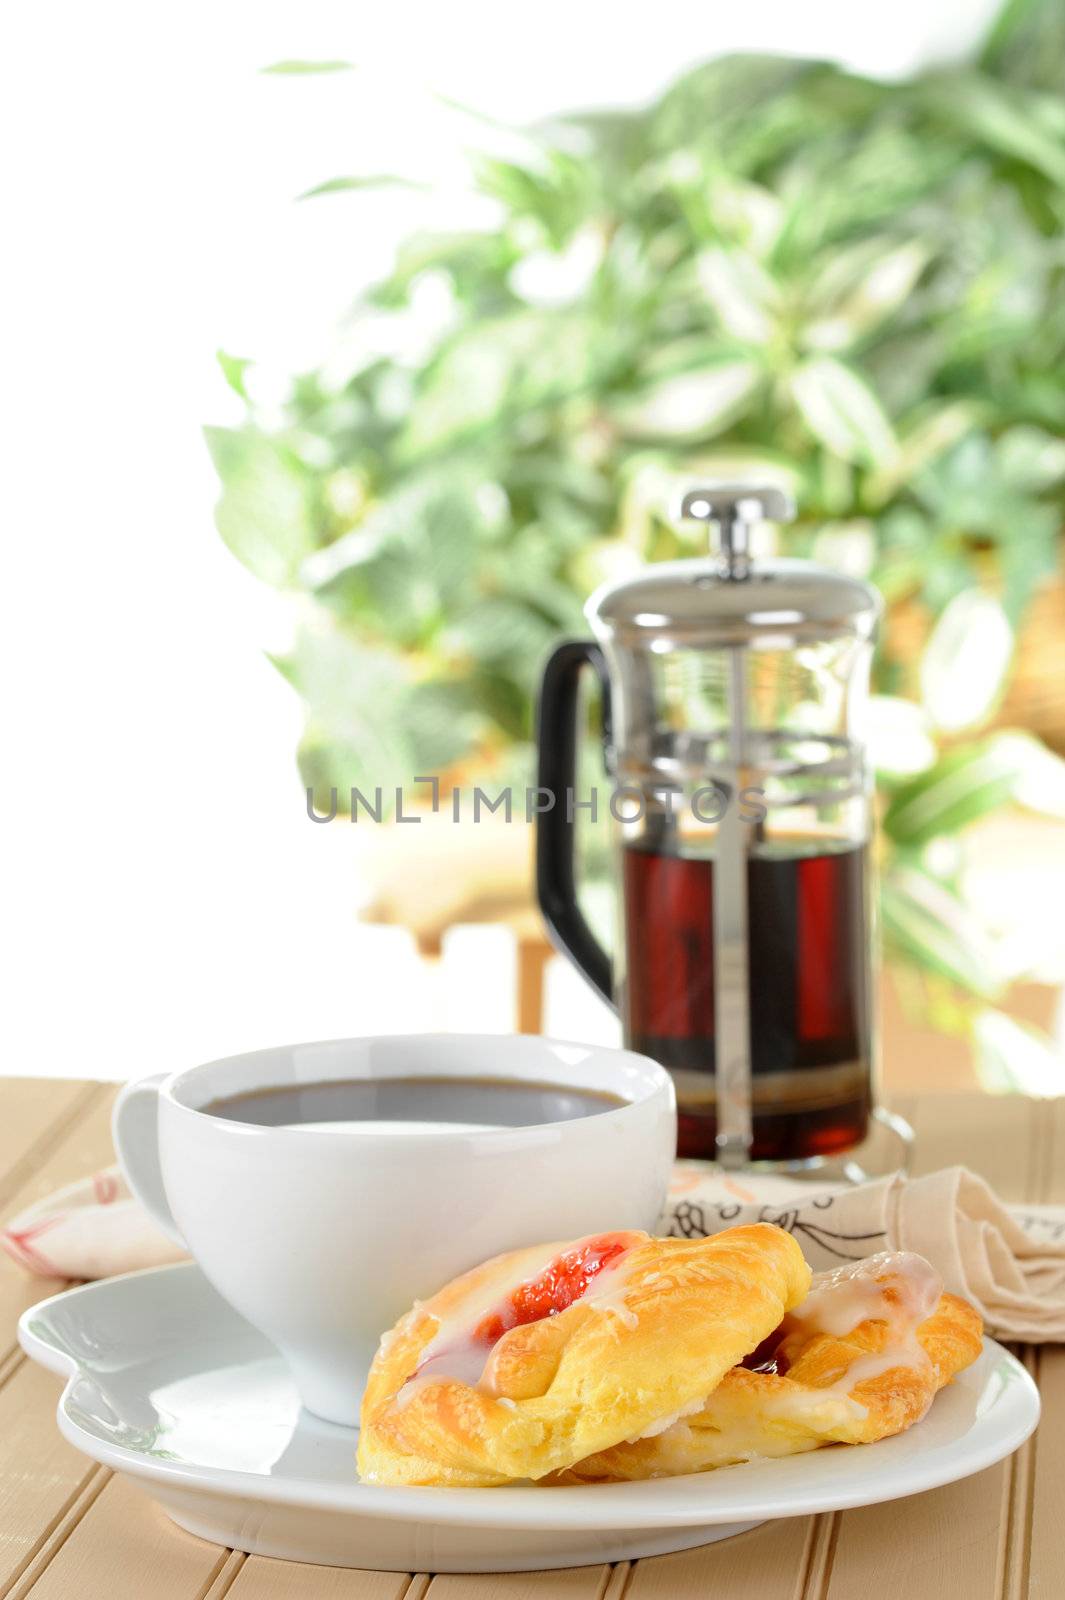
<box><xmin>203</xmin><ymin>1076</ymin><xmax>626</xmax><ymax>1129</ymax></box>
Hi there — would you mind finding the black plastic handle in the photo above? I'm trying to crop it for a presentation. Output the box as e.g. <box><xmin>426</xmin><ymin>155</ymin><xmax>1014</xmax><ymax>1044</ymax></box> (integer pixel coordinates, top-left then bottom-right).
<box><xmin>535</xmin><ymin>640</ymin><xmax>615</xmax><ymax>1008</ymax></box>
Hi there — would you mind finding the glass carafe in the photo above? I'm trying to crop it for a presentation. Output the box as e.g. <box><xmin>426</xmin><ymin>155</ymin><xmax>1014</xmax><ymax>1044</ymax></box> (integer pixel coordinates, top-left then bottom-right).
<box><xmin>536</xmin><ymin>485</ymin><xmax>882</xmax><ymax>1168</ymax></box>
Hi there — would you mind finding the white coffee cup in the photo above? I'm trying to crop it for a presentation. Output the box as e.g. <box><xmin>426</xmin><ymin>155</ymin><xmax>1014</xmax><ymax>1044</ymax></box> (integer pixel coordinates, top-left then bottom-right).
<box><xmin>113</xmin><ymin>1034</ymin><xmax>676</xmax><ymax>1425</ymax></box>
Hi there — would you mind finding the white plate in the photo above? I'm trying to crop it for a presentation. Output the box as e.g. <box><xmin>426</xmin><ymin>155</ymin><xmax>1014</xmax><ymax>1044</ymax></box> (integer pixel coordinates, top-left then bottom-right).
<box><xmin>19</xmin><ymin>1263</ymin><xmax>1039</xmax><ymax>1574</ymax></box>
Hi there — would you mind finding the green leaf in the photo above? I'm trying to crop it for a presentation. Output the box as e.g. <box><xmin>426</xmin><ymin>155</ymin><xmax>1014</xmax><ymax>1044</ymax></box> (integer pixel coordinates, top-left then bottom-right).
<box><xmin>446</xmin><ymin>598</ymin><xmax>558</xmax><ymax>690</ymax></box>
<box><xmin>881</xmin><ymin>866</ymin><xmax>1004</xmax><ymax>997</ymax></box>
<box><xmin>992</xmin><ymin>730</ymin><xmax>1065</xmax><ymax>820</ymax></box>
<box><xmin>433</xmin><ymin>91</ymin><xmax>536</xmax><ymax>137</ymax></box>
<box><xmin>865</xmin><ymin>403</ymin><xmax>977</xmax><ymax>505</ymax></box>
<box><xmin>650</xmin><ymin>55</ymin><xmax>829</xmax><ymax>166</ymax></box>
<box><xmin>919</xmin><ymin>71</ymin><xmax>1065</xmax><ymax>188</ymax></box>
<box><xmin>509</xmin><ymin>227</ymin><xmax>605</xmax><ymax>309</ymax></box>
<box><xmin>973</xmin><ymin>1009</ymin><xmax>1065</xmax><ymax>1095</ymax></box>
<box><xmin>298</xmin><ymin>174</ymin><xmax>425</xmax><ymax>201</ymax></box>
<box><xmin>216</xmin><ymin>349</ymin><xmax>251</xmax><ymax>402</ymax></box>
<box><xmin>260</xmin><ymin>59</ymin><xmax>355</xmax><ymax>75</ymax></box>
<box><xmin>203</xmin><ymin>427</ymin><xmax>316</xmax><ymax>587</ymax></box>
<box><xmin>402</xmin><ymin>680</ymin><xmax>487</xmax><ymax>771</ymax></box>
<box><xmin>789</xmin><ymin>358</ymin><xmax>897</xmax><ymax>467</ymax></box>
<box><xmin>308</xmin><ymin>476</ymin><xmax>492</xmax><ymax>645</ymax></box>
<box><xmin>996</xmin><ymin>425</ymin><xmax>1065</xmax><ymax>491</ymax></box>
<box><xmin>474</xmin><ymin>149</ymin><xmax>593</xmax><ymax>247</ymax></box>
<box><xmin>907</xmin><ymin>436</ymin><xmax>1063</xmax><ymax>609</ymax></box>
<box><xmin>883</xmin><ymin>737</ymin><xmax>1026</xmax><ymax>846</ymax></box>
<box><xmin>998</xmin><ymin>508</ymin><xmax>1061</xmax><ymax>622</ymax></box>
<box><xmin>981</xmin><ymin>0</ymin><xmax>1065</xmax><ymax>94</ymax></box>
<box><xmin>612</xmin><ymin>360</ymin><xmax>761</xmax><ymax>441</ymax></box>
<box><xmin>696</xmin><ymin>248</ymin><xmax>778</xmax><ymax>343</ymax></box>
<box><xmin>920</xmin><ymin>590</ymin><xmax>1013</xmax><ymax>732</ymax></box>
<box><xmin>400</xmin><ymin>311</ymin><xmax>604</xmax><ymax>459</ymax></box>
<box><xmin>286</xmin><ymin>623</ymin><xmax>410</xmax><ymax>718</ymax></box>
<box><xmin>803</xmin><ymin>239</ymin><xmax>931</xmax><ymax>352</ymax></box>
<box><xmin>702</xmin><ymin>177</ymin><xmax>785</xmax><ymax>258</ymax></box>
<box><xmin>288</xmin><ymin>623</ymin><xmax>415</xmax><ymax>804</ymax></box>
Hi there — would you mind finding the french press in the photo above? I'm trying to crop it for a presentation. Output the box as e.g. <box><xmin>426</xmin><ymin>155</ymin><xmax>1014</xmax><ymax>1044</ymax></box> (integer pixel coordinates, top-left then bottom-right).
<box><xmin>536</xmin><ymin>485</ymin><xmax>883</xmax><ymax>1168</ymax></box>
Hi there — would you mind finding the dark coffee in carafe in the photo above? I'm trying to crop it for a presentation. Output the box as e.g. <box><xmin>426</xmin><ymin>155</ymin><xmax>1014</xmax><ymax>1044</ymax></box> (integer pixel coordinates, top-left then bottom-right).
<box><xmin>622</xmin><ymin>835</ymin><xmax>872</xmax><ymax>1162</ymax></box>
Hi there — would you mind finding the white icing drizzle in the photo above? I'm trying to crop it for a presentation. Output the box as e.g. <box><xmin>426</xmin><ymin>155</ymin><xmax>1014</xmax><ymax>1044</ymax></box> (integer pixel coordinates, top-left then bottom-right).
<box><xmin>403</xmin><ymin>1240</ymin><xmax>564</xmax><ymax>1396</ymax></box>
<box><xmin>393</xmin><ymin>1232</ymin><xmax>641</xmax><ymax>1403</ymax></box>
<box><xmin>576</xmin><ymin>1252</ymin><xmax>641</xmax><ymax>1332</ymax></box>
<box><xmin>781</xmin><ymin>1250</ymin><xmax>943</xmax><ymax>1408</ymax></box>
<box><xmin>787</xmin><ymin>1251</ymin><xmax>942</xmax><ymax>1342</ymax></box>
<box><xmin>390</xmin><ymin>1372</ymin><xmax>444</xmax><ymax>1410</ymax></box>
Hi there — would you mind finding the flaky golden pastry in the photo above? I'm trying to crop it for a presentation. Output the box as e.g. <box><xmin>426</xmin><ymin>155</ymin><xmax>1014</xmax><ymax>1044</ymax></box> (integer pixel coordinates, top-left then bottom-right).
<box><xmin>357</xmin><ymin>1223</ymin><xmax>811</xmax><ymax>1486</ymax></box>
<box><xmin>556</xmin><ymin>1252</ymin><xmax>984</xmax><ymax>1483</ymax></box>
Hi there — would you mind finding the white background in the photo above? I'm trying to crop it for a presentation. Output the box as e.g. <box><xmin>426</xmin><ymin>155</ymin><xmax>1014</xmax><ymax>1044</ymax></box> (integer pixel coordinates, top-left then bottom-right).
<box><xmin>2</xmin><ymin>1</ymin><xmax>1002</xmax><ymax>1080</ymax></box>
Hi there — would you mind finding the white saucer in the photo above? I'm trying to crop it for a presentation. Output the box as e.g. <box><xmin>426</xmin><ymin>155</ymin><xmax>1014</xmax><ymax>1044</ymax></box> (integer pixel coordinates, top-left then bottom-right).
<box><xmin>19</xmin><ymin>1263</ymin><xmax>1039</xmax><ymax>1574</ymax></box>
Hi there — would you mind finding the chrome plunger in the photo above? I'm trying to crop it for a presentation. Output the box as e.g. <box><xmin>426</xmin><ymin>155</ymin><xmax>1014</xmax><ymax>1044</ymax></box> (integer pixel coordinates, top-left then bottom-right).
<box><xmin>679</xmin><ymin>485</ymin><xmax>796</xmax><ymax>1169</ymax></box>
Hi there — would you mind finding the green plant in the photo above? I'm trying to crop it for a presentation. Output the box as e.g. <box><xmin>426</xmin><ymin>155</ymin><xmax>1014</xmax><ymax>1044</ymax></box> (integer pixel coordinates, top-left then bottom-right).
<box><xmin>209</xmin><ymin>0</ymin><xmax>1065</xmax><ymax>1086</ymax></box>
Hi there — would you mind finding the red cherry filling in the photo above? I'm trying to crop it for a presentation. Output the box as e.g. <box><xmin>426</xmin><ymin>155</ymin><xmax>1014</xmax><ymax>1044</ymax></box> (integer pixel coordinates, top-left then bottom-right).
<box><xmin>474</xmin><ymin>1233</ymin><xmax>632</xmax><ymax>1345</ymax></box>
<box><xmin>405</xmin><ymin>1233</ymin><xmax>636</xmax><ymax>1388</ymax></box>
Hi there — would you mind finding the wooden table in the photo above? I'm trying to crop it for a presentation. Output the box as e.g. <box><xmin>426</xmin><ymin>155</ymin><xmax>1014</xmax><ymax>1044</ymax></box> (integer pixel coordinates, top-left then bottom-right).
<box><xmin>0</xmin><ymin>1078</ymin><xmax>1061</xmax><ymax>1600</ymax></box>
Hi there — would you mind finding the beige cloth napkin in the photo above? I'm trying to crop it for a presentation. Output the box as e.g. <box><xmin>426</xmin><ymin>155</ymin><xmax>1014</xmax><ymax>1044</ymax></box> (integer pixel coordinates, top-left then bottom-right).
<box><xmin>664</xmin><ymin>1164</ymin><xmax>1065</xmax><ymax>1342</ymax></box>
<box><xmin>4</xmin><ymin>1161</ymin><xmax>1064</xmax><ymax>1342</ymax></box>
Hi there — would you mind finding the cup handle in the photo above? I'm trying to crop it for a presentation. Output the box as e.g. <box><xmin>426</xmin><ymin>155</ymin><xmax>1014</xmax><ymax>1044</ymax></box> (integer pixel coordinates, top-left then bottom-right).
<box><xmin>112</xmin><ymin>1073</ymin><xmax>185</xmax><ymax>1246</ymax></box>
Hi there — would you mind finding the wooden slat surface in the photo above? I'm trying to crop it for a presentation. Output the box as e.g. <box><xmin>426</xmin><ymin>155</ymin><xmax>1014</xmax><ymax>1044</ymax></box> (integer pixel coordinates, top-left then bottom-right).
<box><xmin>0</xmin><ymin>1079</ymin><xmax>1058</xmax><ymax>1600</ymax></box>
<box><xmin>228</xmin><ymin>1560</ymin><xmax>415</xmax><ymax>1599</ymax></box>
<box><xmin>0</xmin><ymin>1362</ymin><xmax>105</xmax><ymax>1594</ymax></box>
<box><xmin>0</xmin><ymin>1086</ymin><xmax>118</xmax><ymax>1371</ymax></box>
<box><xmin>426</xmin><ymin>1575</ymin><xmax>610</xmax><ymax>1600</ymax></box>
<box><xmin>0</xmin><ymin>1081</ymin><xmax>101</xmax><ymax>1214</ymax></box>
<box><xmin>16</xmin><ymin>1476</ymin><xmax>229</xmax><ymax>1600</ymax></box>
<box><xmin>625</xmin><ymin>1517</ymin><xmax>821</xmax><ymax>1599</ymax></box>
